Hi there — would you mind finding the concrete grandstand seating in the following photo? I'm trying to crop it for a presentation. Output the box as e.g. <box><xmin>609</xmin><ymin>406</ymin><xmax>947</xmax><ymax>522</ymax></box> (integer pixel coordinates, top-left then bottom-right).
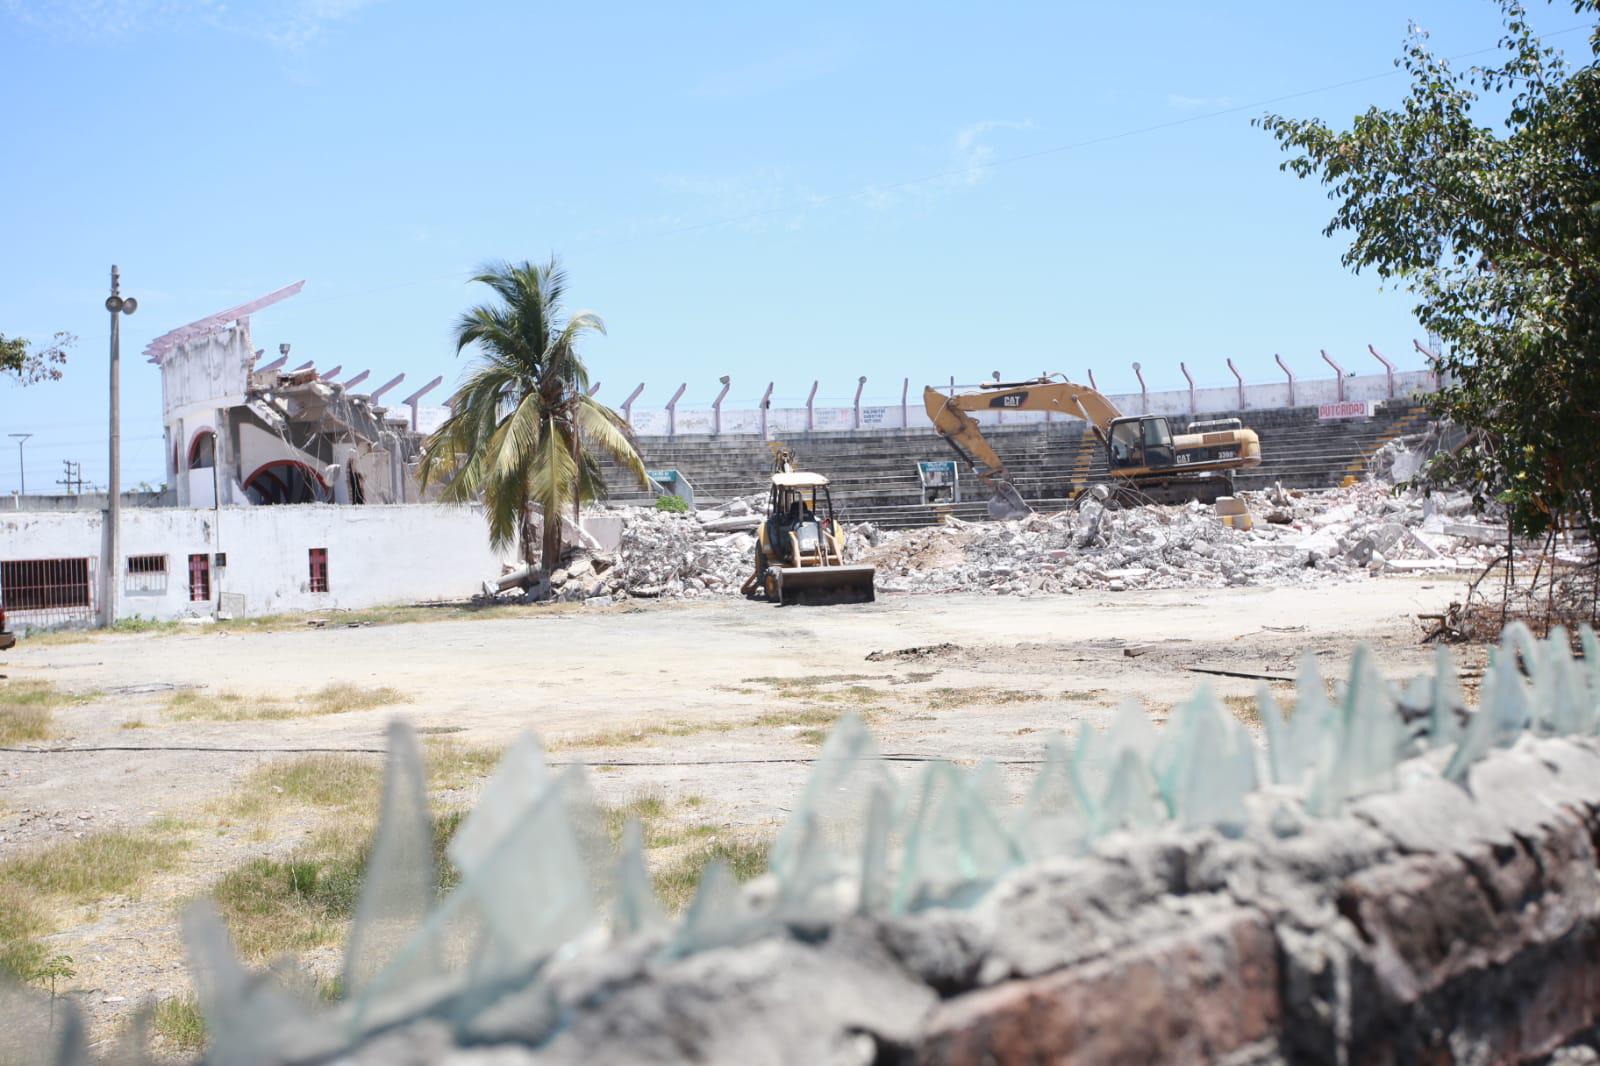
<box><xmin>597</xmin><ymin>400</ymin><xmax>1432</xmax><ymax>528</ymax></box>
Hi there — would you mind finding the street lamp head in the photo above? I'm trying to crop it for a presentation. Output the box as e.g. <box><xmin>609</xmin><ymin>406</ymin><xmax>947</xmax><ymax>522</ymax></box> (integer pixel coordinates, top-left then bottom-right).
<box><xmin>121</xmin><ymin>297</ymin><xmax>137</xmax><ymax>315</ymax></box>
<box><xmin>105</xmin><ymin>296</ymin><xmax>122</xmax><ymax>312</ymax></box>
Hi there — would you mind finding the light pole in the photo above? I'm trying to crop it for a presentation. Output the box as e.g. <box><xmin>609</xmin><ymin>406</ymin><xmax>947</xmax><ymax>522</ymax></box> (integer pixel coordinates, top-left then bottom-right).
<box><xmin>103</xmin><ymin>266</ymin><xmax>137</xmax><ymax>627</ymax></box>
<box><xmin>8</xmin><ymin>433</ymin><xmax>30</xmax><ymax>494</ymax></box>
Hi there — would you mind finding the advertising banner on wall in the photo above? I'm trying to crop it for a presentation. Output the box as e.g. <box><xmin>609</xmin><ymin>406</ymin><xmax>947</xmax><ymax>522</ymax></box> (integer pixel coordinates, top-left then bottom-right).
<box><xmin>1318</xmin><ymin>400</ymin><xmax>1372</xmax><ymax>420</ymax></box>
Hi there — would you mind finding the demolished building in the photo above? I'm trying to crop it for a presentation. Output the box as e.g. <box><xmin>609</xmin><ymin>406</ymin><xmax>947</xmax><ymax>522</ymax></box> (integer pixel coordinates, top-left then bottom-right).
<box><xmin>146</xmin><ymin>281</ymin><xmax>446</xmax><ymax>508</ymax></box>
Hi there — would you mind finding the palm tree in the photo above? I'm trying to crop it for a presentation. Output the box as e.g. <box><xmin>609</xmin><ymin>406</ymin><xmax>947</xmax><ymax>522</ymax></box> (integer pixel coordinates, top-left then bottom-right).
<box><xmin>420</xmin><ymin>258</ymin><xmax>648</xmax><ymax>582</ymax></box>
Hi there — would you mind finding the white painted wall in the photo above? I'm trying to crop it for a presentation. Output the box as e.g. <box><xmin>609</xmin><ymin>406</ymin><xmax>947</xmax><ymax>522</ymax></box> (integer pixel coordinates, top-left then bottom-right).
<box><xmin>158</xmin><ymin>325</ymin><xmax>253</xmax><ymax>420</ymax></box>
<box><xmin>0</xmin><ymin>505</ymin><xmax>516</xmax><ymax>630</ymax></box>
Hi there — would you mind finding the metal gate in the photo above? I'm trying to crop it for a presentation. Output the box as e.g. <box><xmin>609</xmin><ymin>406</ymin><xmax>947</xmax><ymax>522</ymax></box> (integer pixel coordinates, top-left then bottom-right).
<box><xmin>0</xmin><ymin>557</ymin><xmax>98</xmax><ymax>631</ymax></box>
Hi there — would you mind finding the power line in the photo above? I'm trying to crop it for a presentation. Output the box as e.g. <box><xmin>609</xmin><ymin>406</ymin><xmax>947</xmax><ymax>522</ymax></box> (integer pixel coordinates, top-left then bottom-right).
<box><xmin>294</xmin><ymin>22</ymin><xmax>1591</xmax><ymax>309</ymax></box>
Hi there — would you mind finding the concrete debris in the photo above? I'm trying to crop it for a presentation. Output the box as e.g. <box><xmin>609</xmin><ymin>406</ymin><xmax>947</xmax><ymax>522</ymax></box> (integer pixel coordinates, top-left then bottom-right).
<box><xmin>865</xmin><ymin>643</ymin><xmax>959</xmax><ymax>662</ymax></box>
<box><xmin>489</xmin><ymin>481</ymin><xmax>1519</xmax><ymax>604</ymax></box>
<box><xmin>860</xmin><ymin>480</ymin><xmax>1511</xmax><ymax>597</ymax></box>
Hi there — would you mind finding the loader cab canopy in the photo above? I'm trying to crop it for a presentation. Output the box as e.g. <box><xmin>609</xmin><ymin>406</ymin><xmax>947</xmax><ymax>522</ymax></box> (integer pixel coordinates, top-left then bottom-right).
<box><xmin>771</xmin><ymin>472</ymin><xmax>829</xmax><ymax>488</ymax></box>
<box><xmin>769</xmin><ymin>472</ymin><xmax>837</xmax><ymax>524</ymax></box>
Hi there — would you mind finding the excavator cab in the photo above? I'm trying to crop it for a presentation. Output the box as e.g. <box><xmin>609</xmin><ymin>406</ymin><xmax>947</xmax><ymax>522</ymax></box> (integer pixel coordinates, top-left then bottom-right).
<box><xmin>1108</xmin><ymin>416</ymin><xmax>1176</xmax><ymax>473</ymax></box>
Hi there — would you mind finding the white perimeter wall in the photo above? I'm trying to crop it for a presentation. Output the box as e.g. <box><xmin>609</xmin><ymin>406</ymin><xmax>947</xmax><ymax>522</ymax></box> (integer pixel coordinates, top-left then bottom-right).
<box><xmin>0</xmin><ymin>504</ymin><xmax>514</xmax><ymax>628</ymax></box>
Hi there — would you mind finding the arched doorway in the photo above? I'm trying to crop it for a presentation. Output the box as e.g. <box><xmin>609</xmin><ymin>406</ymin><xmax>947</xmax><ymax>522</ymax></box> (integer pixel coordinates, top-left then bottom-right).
<box><xmin>243</xmin><ymin>460</ymin><xmax>330</xmax><ymax>505</ymax></box>
<box><xmin>187</xmin><ymin>430</ymin><xmax>215</xmax><ymax>469</ymax></box>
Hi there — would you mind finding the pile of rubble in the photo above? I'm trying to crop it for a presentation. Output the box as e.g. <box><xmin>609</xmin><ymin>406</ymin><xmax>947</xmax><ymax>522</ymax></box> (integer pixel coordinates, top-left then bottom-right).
<box><xmin>489</xmin><ymin>480</ymin><xmax>1515</xmax><ymax>604</ymax></box>
<box><xmin>862</xmin><ymin>481</ymin><xmax>1505</xmax><ymax>597</ymax></box>
<box><xmin>603</xmin><ymin>496</ymin><xmax>759</xmax><ymax>599</ymax></box>
<box><xmin>480</xmin><ymin>495</ymin><xmax>766</xmax><ymax>604</ymax></box>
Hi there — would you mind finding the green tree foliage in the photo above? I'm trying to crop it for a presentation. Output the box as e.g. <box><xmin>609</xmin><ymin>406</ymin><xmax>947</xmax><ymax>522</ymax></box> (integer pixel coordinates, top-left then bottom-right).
<box><xmin>419</xmin><ymin>259</ymin><xmax>649</xmax><ymax>575</ymax></box>
<box><xmin>1</xmin><ymin>332</ymin><xmax>74</xmax><ymax>384</ymax></box>
<box><xmin>1259</xmin><ymin>1</ymin><xmax>1600</xmax><ymax>543</ymax></box>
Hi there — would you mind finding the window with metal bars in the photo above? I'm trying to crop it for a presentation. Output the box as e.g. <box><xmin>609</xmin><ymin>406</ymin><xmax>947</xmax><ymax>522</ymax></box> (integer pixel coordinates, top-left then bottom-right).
<box><xmin>0</xmin><ymin>558</ymin><xmax>92</xmax><ymax>611</ymax></box>
<box><xmin>126</xmin><ymin>554</ymin><xmax>167</xmax><ymax>595</ymax></box>
<box><xmin>309</xmin><ymin>548</ymin><xmax>329</xmax><ymax>593</ymax></box>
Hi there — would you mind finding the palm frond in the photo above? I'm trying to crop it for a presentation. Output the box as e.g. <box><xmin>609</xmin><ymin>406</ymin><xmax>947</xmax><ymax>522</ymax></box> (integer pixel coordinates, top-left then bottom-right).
<box><xmin>527</xmin><ymin>420</ymin><xmax>579</xmax><ymax>519</ymax></box>
<box><xmin>575</xmin><ymin>395</ymin><xmax>650</xmax><ymax>489</ymax></box>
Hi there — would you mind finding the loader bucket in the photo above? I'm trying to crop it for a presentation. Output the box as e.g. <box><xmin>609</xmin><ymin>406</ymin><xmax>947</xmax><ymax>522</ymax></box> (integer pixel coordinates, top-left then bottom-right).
<box><xmin>773</xmin><ymin>564</ymin><xmax>877</xmax><ymax>606</ymax></box>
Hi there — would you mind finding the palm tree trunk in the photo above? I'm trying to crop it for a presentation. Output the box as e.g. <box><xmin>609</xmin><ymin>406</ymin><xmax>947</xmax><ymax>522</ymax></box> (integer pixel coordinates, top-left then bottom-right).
<box><xmin>570</xmin><ymin>415</ymin><xmax>584</xmax><ymax>549</ymax></box>
<box><xmin>520</xmin><ymin>506</ymin><xmax>538</xmax><ymax>568</ymax></box>
<box><xmin>540</xmin><ymin>502</ymin><xmax>563</xmax><ymax>580</ymax></box>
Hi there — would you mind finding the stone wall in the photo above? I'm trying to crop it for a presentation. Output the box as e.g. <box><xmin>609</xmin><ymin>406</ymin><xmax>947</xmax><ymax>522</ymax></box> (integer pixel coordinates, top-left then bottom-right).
<box><xmin>331</xmin><ymin>736</ymin><xmax>1600</xmax><ymax>1066</ymax></box>
<box><xmin>917</xmin><ymin>739</ymin><xmax>1600</xmax><ymax>1064</ymax></box>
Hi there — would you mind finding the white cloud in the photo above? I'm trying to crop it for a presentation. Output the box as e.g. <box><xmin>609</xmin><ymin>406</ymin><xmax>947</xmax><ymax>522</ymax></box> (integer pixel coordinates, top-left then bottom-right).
<box><xmin>1</xmin><ymin>0</ymin><xmax>380</xmax><ymax>49</ymax></box>
<box><xmin>951</xmin><ymin>118</ymin><xmax>1037</xmax><ymax>185</ymax></box>
<box><xmin>854</xmin><ymin>118</ymin><xmax>1038</xmax><ymax>211</ymax></box>
<box><xmin>1166</xmin><ymin>93</ymin><xmax>1237</xmax><ymax>111</ymax></box>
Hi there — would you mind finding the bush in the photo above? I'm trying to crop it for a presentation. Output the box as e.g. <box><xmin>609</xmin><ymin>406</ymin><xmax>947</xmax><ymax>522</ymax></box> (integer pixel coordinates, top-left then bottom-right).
<box><xmin>654</xmin><ymin>494</ymin><xmax>688</xmax><ymax>514</ymax></box>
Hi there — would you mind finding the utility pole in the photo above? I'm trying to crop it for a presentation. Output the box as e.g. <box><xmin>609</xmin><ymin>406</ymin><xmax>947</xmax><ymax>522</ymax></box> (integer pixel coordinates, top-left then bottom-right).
<box><xmin>7</xmin><ymin>433</ymin><xmax>30</xmax><ymax>494</ymax></box>
<box><xmin>103</xmin><ymin>266</ymin><xmax>137</xmax><ymax>627</ymax></box>
<box><xmin>57</xmin><ymin>461</ymin><xmax>84</xmax><ymax>494</ymax></box>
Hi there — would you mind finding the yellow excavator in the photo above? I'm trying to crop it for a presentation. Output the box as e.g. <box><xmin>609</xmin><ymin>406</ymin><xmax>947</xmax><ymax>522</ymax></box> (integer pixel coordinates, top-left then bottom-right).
<box><xmin>741</xmin><ymin>445</ymin><xmax>876</xmax><ymax>605</ymax></box>
<box><xmin>924</xmin><ymin>376</ymin><xmax>1262</xmax><ymax>516</ymax></box>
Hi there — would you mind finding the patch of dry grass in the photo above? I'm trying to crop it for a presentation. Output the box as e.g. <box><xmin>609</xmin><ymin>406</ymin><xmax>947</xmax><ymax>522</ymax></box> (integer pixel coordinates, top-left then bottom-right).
<box><xmin>742</xmin><ymin>673</ymin><xmax>878</xmax><ymax>688</ymax></box>
<box><xmin>600</xmin><ymin>791</ymin><xmax>717</xmax><ymax>850</ymax></box>
<box><xmin>652</xmin><ymin>835</ymin><xmax>771</xmax><ymax>914</ymax></box>
<box><xmin>594</xmin><ymin>791</ymin><xmax>761</xmax><ymax>912</ymax></box>
<box><xmin>165</xmin><ymin>683</ymin><xmax>408</xmax><ymax>723</ymax></box>
<box><xmin>210</xmin><ymin>807</ymin><xmax>464</xmax><ymax>963</ymax></box>
<box><xmin>208</xmin><ymin>741</ymin><xmax>482</xmax><ymax>964</ymax></box>
<box><xmin>210</xmin><ymin>825</ymin><xmax>371</xmax><ymax>961</ymax></box>
<box><xmin>2</xmin><ymin>826</ymin><xmax>186</xmax><ymax>900</ymax></box>
<box><xmin>553</xmin><ymin>717</ymin><xmax>738</xmax><ymax>749</ymax></box>
<box><xmin>0</xmin><ymin>823</ymin><xmax>188</xmax><ymax>984</ymax></box>
<box><xmin>151</xmin><ymin>995</ymin><xmax>206</xmax><ymax>1053</ymax></box>
<box><xmin>925</xmin><ymin>686</ymin><xmax>1048</xmax><ymax>712</ymax></box>
<box><xmin>424</xmin><ymin>738</ymin><xmax>507</xmax><ymax>792</ymax></box>
<box><xmin>0</xmin><ymin>680</ymin><xmax>81</xmax><ymax>745</ymax></box>
<box><xmin>558</xmin><ymin>702</ymin><xmax>865</xmax><ymax>749</ymax></box>
<box><xmin>1222</xmin><ymin>694</ymin><xmax>1262</xmax><ymax>726</ymax></box>
<box><xmin>226</xmin><ymin>755</ymin><xmax>383</xmax><ymax>822</ymax></box>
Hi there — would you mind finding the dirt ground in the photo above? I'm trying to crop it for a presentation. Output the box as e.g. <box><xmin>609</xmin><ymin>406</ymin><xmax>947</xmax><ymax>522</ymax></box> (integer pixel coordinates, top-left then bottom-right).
<box><xmin>0</xmin><ymin>575</ymin><xmax>1470</xmax><ymax>1045</ymax></box>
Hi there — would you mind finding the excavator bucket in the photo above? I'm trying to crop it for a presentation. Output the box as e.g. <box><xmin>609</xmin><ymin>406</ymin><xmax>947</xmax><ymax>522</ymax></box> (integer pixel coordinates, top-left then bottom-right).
<box><xmin>773</xmin><ymin>564</ymin><xmax>877</xmax><ymax>606</ymax></box>
<box><xmin>986</xmin><ymin>480</ymin><xmax>1033</xmax><ymax>521</ymax></box>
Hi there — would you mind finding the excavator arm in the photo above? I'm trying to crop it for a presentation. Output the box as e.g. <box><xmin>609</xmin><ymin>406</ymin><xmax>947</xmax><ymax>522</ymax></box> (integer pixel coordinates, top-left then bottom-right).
<box><xmin>923</xmin><ymin>378</ymin><xmax>1124</xmax><ymax>517</ymax></box>
<box><xmin>922</xmin><ymin>379</ymin><xmax>1124</xmax><ymax>477</ymax></box>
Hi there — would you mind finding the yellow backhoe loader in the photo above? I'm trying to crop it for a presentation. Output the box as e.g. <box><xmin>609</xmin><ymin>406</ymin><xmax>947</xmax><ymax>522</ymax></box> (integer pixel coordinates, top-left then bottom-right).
<box><xmin>741</xmin><ymin>446</ymin><xmax>876</xmax><ymax>605</ymax></box>
<box><xmin>924</xmin><ymin>376</ymin><xmax>1262</xmax><ymax>516</ymax></box>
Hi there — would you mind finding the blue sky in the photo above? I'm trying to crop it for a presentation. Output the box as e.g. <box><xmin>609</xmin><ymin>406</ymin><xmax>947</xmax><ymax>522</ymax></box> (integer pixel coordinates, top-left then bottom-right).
<box><xmin>0</xmin><ymin>0</ymin><xmax>1585</xmax><ymax>493</ymax></box>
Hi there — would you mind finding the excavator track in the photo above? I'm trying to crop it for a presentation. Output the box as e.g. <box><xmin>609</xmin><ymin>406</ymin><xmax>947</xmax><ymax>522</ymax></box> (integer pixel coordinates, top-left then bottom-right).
<box><xmin>1073</xmin><ymin>474</ymin><xmax>1235</xmax><ymax>509</ymax></box>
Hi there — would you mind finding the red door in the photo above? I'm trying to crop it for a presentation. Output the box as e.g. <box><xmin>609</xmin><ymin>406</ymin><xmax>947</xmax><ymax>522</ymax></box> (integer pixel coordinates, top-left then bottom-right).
<box><xmin>188</xmin><ymin>554</ymin><xmax>210</xmax><ymax>601</ymax></box>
